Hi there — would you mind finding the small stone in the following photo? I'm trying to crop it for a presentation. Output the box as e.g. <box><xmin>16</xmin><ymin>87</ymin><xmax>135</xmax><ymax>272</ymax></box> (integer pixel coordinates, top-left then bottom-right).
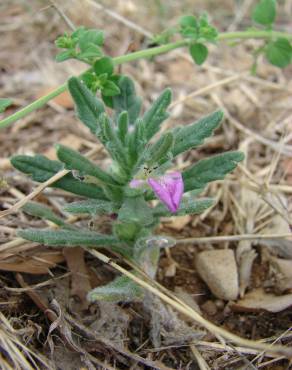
<box><xmin>270</xmin><ymin>257</ymin><xmax>292</xmax><ymax>292</ymax></box>
<box><xmin>196</xmin><ymin>249</ymin><xmax>239</xmax><ymax>300</ymax></box>
<box><xmin>201</xmin><ymin>300</ymin><xmax>217</xmax><ymax>316</ymax></box>
<box><xmin>164</xmin><ymin>262</ymin><xmax>176</xmax><ymax>277</ymax></box>
<box><xmin>214</xmin><ymin>299</ymin><xmax>224</xmax><ymax>309</ymax></box>
<box><xmin>164</xmin><ymin>215</ymin><xmax>191</xmax><ymax>231</ymax></box>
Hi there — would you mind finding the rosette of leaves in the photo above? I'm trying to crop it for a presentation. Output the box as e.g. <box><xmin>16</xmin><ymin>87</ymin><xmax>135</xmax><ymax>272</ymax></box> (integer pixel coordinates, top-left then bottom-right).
<box><xmin>11</xmin><ymin>75</ymin><xmax>243</xmax><ymax>302</ymax></box>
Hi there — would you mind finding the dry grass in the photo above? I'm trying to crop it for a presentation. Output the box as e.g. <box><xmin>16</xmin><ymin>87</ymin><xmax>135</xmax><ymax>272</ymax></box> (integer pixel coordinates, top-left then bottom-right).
<box><xmin>1</xmin><ymin>0</ymin><xmax>292</xmax><ymax>368</ymax></box>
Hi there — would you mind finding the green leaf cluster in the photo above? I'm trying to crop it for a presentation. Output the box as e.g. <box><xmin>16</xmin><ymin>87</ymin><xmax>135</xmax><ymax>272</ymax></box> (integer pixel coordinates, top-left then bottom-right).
<box><xmin>82</xmin><ymin>56</ymin><xmax>121</xmax><ymax>99</ymax></box>
<box><xmin>55</xmin><ymin>28</ymin><xmax>123</xmax><ymax>102</ymax></box>
<box><xmin>55</xmin><ymin>27</ymin><xmax>104</xmax><ymax>64</ymax></box>
<box><xmin>179</xmin><ymin>13</ymin><xmax>218</xmax><ymax>65</ymax></box>
<box><xmin>251</xmin><ymin>0</ymin><xmax>292</xmax><ymax>68</ymax></box>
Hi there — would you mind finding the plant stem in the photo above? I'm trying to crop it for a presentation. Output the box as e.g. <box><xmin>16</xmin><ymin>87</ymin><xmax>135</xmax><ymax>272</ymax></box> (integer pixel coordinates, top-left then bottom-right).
<box><xmin>1</xmin><ymin>30</ymin><xmax>292</xmax><ymax>129</ymax></box>
<box><xmin>218</xmin><ymin>29</ymin><xmax>292</xmax><ymax>41</ymax></box>
<box><xmin>0</xmin><ymin>40</ymin><xmax>187</xmax><ymax>129</ymax></box>
<box><xmin>0</xmin><ymin>84</ymin><xmax>68</xmax><ymax>129</ymax></box>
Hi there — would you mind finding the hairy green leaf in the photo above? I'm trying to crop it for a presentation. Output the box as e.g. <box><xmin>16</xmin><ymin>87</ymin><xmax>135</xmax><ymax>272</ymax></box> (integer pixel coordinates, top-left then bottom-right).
<box><xmin>153</xmin><ymin>197</ymin><xmax>214</xmax><ymax>217</ymax></box>
<box><xmin>18</xmin><ymin>228</ymin><xmax>118</xmax><ymax>247</ymax></box>
<box><xmin>99</xmin><ymin>113</ymin><xmax>129</xmax><ymax>169</ymax></box>
<box><xmin>126</xmin><ymin>119</ymin><xmax>146</xmax><ymax>165</ymax></box>
<box><xmin>11</xmin><ymin>154</ymin><xmax>63</xmax><ymax>182</ymax></box>
<box><xmin>22</xmin><ymin>201</ymin><xmax>71</xmax><ymax>228</ymax></box>
<box><xmin>143</xmin><ymin>132</ymin><xmax>174</xmax><ymax>166</ymax></box>
<box><xmin>56</xmin><ymin>144</ymin><xmax>118</xmax><ymax>185</ymax></box>
<box><xmin>68</xmin><ymin>77</ymin><xmax>105</xmax><ymax>133</ymax></box>
<box><xmin>117</xmin><ymin>111</ymin><xmax>129</xmax><ymax>144</ymax></box>
<box><xmin>64</xmin><ymin>199</ymin><xmax>116</xmax><ymax>215</ymax></box>
<box><xmin>172</xmin><ymin>110</ymin><xmax>223</xmax><ymax>157</ymax></box>
<box><xmin>11</xmin><ymin>154</ymin><xmax>106</xmax><ymax>199</ymax></box>
<box><xmin>183</xmin><ymin>151</ymin><xmax>244</xmax><ymax>191</ymax></box>
<box><xmin>88</xmin><ymin>274</ymin><xmax>142</xmax><ymax>302</ymax></box>
<box><xmin>142</xmin><ymin>89</ymin><xmax>172</xmax><ymax>141</ymax></box>
<box><xmin>111</xmin><ymin>76</ymin><xmax>142</xmax><ymax>124</ymax></box>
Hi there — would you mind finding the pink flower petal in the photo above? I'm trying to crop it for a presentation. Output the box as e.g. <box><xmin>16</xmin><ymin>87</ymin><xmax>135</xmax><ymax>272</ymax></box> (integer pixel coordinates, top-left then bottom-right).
<box><xmin>148</xmin><ymin>177</ymin><xmax>174</xmax><ymax>211</ymax></box>
<box><xmin>129</xmin><ymin>179</ymin><xmax>146</xmax><ymax>188</ymax></box>
<box><xmin>148</xmin><ymin>171</ymin><xmax>184</xmax><ymax>213</ymax></box>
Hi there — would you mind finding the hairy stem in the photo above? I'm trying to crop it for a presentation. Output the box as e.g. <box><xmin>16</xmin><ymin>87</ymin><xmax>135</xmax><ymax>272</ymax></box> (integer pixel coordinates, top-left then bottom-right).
<box><xmin>1</xmin><ymin>30</ymin><xmax>292</xmax><ymax>129</ymax></box>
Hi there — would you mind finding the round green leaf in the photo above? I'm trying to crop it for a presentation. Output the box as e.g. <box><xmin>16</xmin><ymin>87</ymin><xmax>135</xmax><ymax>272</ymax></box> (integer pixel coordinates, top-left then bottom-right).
<box><xmin>189</xmin><ymin>43</ymin><xmax>208</xmax><ymax>65</ymax></box>
<box><xmin>179</xmin><ymin>15</ymin><xmax>199</xmax><ymax>39</ymax></box>
<box><xmin>94</xmin><ymin>56</ymin><xmax>114</xmax><ymax>77</ymax></box>
<box><xmin>78</xmin><ymin>29</ymin><xmax>104</xmax><ymax>51</ymax></box>
<box><xmin>179</xmin><ymin>15</ymin><xmax>197</xmax><ymax>29</ymax></box>
<box><xmin>78</xmin><ymin>45</ymin><xmax>102</xmax><ymax>59</ymax></box>
<box><xmin>252</xmin><ymin>0</ymin><xmax>276</xmax><ymax>26</ymax></box>
<box><xmin>102</xmin><ymin>80</ymin><xmax>121</xmax><ymax>97</ymax></box>
<box><xmin>266</xmin><ymin>38</ymin><xmax>292</xmax><ymax>68</ymax></box>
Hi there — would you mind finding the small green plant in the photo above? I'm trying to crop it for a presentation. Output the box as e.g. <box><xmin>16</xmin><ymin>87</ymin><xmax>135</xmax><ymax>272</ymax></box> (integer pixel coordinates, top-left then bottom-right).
<box><xmin>11</xmin><ymin>72</ymin><xmax>243</xmax><ymax>302</ymax></box>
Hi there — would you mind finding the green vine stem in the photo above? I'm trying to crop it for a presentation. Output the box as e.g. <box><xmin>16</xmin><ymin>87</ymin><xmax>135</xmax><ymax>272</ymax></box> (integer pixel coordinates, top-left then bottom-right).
<box><xmin>1</xmin><ymin>30</ymin><xmax>292</xmax><ymax>129</ymax></box>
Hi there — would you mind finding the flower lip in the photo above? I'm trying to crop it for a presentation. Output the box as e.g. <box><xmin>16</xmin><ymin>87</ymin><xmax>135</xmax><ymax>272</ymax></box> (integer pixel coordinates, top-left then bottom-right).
<box><xmin>148</xmin><ymin>171</ymin><xmax>184</xmax><ymax>213</ymax></box>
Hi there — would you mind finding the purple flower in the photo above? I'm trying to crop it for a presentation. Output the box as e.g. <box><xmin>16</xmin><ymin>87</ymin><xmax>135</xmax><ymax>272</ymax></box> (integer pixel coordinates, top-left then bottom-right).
<box><xmin>148</xmin><ymin>172</ymin><xmax>183</xmax><ymax>213</ymax></box>
<box><xmin>130</xmin><ymin>172</ymin><xmax>184</xmax><ymax>213</ymax></box>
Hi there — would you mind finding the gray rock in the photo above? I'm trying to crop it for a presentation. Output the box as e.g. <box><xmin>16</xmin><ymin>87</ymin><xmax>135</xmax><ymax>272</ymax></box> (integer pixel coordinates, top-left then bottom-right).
<box><xmin>196</xmin><ymin>249</ymin><xmax>239</xmax><ymax>300</ymax></box>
